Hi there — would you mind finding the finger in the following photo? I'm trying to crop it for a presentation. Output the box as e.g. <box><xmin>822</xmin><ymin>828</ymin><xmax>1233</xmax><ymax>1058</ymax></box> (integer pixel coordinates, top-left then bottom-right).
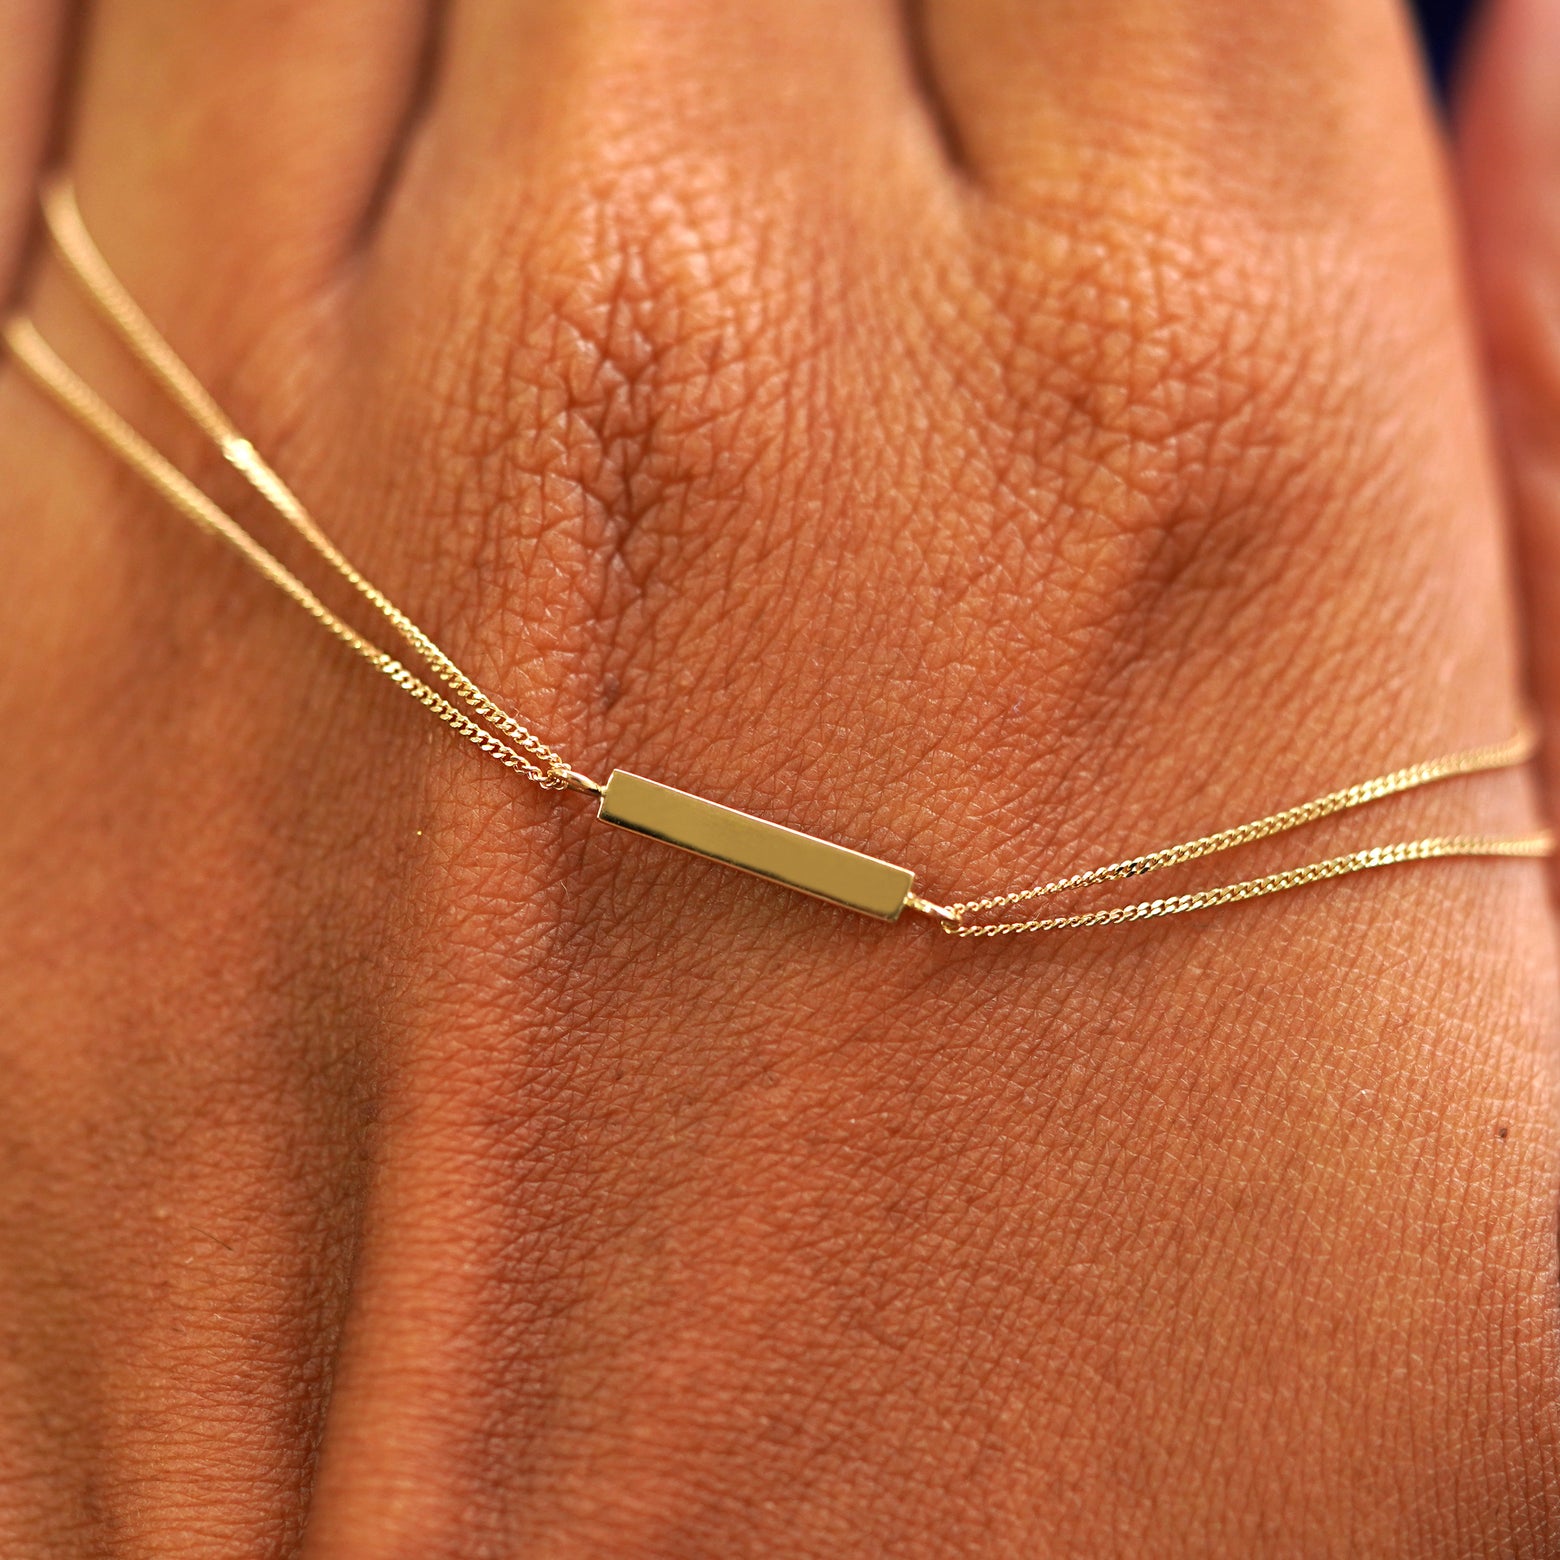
<box><xmin>61</xmin><ymin>0</ymin><xmax>438</xmax><ymax>329</ymax></box>
<box><xmin>1459</xmin><ymin>0</ymin><xmax>1560</xmax><ymax>857</ymax></box>
<box><xmin>319</xmin><ymin>0</ymin><xmax>969</xmax><ymax>855</ymax></box>
<box><xmin>0</xmin><ymin>0</ymin><xmax>65</xmax><ymax>298</ymax></box>
<box><xmin>1</xmin><ymin>12</ymin><xmax>448</xmax><ymax>1549</ymax></box>
<box><xmin>418</xmin><ymin>0</ymin><xmax>945</xmax><ymax>223</ymax></box>
<box><xmin>895</xmin><ymin>0</ymin><xmax>1531</xmax><ymax>820</ymax></box>
<box><xmin>291</xmin><ymin>11</ymin><xmax>960</xmax><ymax>1547</ymax></box>
<box><xmin>13</xmin><ymin>0</ymin><xmax>446</xmax><ymax>641</ymax></box>
<box><xmin>915</xmin><ymin>0</ymin><xmax>1435</xmax><ymax>222</ymax></box>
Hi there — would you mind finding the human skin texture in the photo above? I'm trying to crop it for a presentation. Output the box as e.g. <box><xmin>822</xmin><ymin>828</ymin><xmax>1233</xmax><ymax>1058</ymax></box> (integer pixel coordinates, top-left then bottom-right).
<box><xmin>1</xmin><ymin>1</ymin><xmax>1559</xmax><ymax>1555</ymax></box>
<box><xmin>1464</xmin><ymin>0</ymin><xmax>1560</xmax><ymax>869</ymax></box>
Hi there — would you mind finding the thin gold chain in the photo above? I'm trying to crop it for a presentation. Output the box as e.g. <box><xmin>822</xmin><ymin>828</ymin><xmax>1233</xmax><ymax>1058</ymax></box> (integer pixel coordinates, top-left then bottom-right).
<box><xmin>20</xmin><ymin>176</ymin><xmax>596</xmax><ymax>796</ymax></box>
<box><xmin>2</xmin><ymin>178</ymin><xmax>1551</xmax><ymax>935</ymax></box>
<box><xmin>941</xmin><ymin>832</ymin><xmax>1551</xmax><ymax>936</ymax></box>
<box><xmin>935</xmin><ymin>729</ymin><xmax>1551</xmax><ymax>934</ymax></box>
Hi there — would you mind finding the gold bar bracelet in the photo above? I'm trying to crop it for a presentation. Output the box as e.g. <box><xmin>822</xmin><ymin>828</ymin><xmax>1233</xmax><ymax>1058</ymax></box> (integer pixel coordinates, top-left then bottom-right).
<box><xmin>5</xmin><ymin>178</ymin><xmax>1551</xmax><ymax>940</ymax></box>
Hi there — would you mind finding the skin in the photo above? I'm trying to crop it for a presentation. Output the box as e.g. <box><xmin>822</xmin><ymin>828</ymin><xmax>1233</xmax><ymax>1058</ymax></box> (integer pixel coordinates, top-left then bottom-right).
<box><xmin>1</xmin><ymin>0</ymin><xmax>1559</xmax><ymax>1553</ymax></box>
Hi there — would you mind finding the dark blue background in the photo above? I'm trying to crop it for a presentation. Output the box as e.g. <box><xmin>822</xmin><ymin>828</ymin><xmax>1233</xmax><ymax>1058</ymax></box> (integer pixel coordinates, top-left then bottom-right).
<box><xmin>1414</xmin><ymin>0</ymin><xmax>1480</xmax><ymax>92</ymax></box>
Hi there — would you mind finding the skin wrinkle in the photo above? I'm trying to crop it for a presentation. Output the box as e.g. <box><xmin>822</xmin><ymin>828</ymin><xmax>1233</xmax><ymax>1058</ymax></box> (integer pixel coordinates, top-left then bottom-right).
<box><xmin>967</xmin><ymin>227</ymin><xmax>1360</xmax><ymax>633</ymax></box>
<box><xmin>388</xmin><ymin>44</ymin><xmax>948</xmax><ymax>823</ymax></box>
<box><xmin>347</xmin><ymin>0</ymin><xmax>446</xmax><ymax>255</ymax></box>
<box><xmin>97</xmin><ymin>854</ymin><xmax>357</xmax><ymax>1510</ymax></box>
<box><xmin>897</xmin><ymin>0</ymin><xmax>970</xmax><ymax>176</ymax></box>
<box><xmin>7</xmin><ymin>564</ymin><xmax>344</xmax><ymax>1547</ymax></box>
<box><xmin>477</xmin><ymin>189</ymin><xmax>839</xmax><ymax>746</ymax></box>
<box><xmin>0</xmin><ymin>0</ymin><xmax>65</xmax><ymax>308</ymax></box>
<box><xmin>7</xmin><ymin>310</ymin><xmax>421</xmax><ymax>1553</ymax></box>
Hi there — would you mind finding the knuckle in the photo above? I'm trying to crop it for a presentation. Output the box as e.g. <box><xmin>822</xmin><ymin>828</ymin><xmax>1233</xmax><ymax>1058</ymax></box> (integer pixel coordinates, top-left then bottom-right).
<box><xmin>948</xmin><ymin>201</ymin><xmax>1428</xmax><ymax>709</ymax></box>
<box><xmin>402</xmin><ymin>171</ymin><xmax>841</xmax><ymax>794</ymax></box>
<box><xmin>429</xmin><ymin>176</ymin><xmax>804</xmax><ymax>606</ymax></box>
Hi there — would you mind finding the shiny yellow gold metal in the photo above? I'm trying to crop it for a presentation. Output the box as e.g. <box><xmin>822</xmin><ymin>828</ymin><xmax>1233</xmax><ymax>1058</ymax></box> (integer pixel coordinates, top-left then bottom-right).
<box><xmin>598</xmin><ymin>771</ymin><xmax>915</xmax><ymax>920</ymax></box>
<box><xmin>5</xmin><ymin>176</ymin><xmax>1552</xmax><ymax>941</ymax></box>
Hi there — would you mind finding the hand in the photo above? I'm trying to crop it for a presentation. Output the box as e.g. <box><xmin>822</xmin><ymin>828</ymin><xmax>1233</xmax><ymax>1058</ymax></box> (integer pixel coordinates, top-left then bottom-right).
<box><xmin>1</xmin><ymin>2</ymin><xmax>1556</xmax><ymax>1554</ymax></box>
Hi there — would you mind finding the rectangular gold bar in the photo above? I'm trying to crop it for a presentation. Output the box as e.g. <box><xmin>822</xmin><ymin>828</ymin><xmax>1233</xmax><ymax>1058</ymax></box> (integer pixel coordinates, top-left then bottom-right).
<box><xmin>598</xmin><ymin>771</ymin><xmax>915</xmax><ymax>921</ymax></box>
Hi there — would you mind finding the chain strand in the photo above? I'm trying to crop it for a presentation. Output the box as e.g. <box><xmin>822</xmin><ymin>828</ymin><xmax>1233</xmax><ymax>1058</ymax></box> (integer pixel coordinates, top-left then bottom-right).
<box><xmin>946</xmin><ymin>728</ymin><xmax>1537</xmax><ymax>921</ymax></box>
<box><xmin>942</xmin><ymin>832</ymin><xmax>1553</xmax><ymax>936</ymax></box>
<box><xmin>934</xmin><ymin>730</ymin><xmax>1551</xmax><ymax>934</ymax></box>
<box><xmin>23</xmin><ymin>177</ymin><xmax>593</xmax><ymax>795</ymax></box>
<box><xmin>4</xmin><ymin>179</ymin><xmax>1550</xmax><ymax>936</ymax></box>
<box><xmin>1</xmin><ymin>318</ymin><xmax>585</xmax><ymax>791</ymax></box>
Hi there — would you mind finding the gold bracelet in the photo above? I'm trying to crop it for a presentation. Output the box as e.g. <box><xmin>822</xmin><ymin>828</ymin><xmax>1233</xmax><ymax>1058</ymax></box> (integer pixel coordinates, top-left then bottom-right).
<box><xmin>4</xmin><ymin>177</ymin><xmax>1551</xmax><ymax>935</ymax></box>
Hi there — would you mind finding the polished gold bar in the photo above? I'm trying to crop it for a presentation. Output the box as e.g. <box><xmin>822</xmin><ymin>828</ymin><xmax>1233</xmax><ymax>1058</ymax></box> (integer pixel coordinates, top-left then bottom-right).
<box><xmin>598</xmin><ymin>771</ymin><xmax>915</xmax><ymax>920</ymax></box>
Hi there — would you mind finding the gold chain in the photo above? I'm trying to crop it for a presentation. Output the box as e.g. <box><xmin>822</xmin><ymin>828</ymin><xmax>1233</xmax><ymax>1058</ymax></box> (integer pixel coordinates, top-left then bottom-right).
<box><xmin>943</xmin><ymin>831</ymin><xmax>1551</xmax><ymax>936</ymax></box>
<box><xmin>2</xmin><ymin>177</ymin><xmax>1551</xmax><ymax>935</ymax></box>
<box><xmin>937</xmin><ymin>730</ymin><xmax>1550</xmax><ymax>934</ymax></box>
<box><xmin>16</xmin><ymin>177</ymin><xmax>595</xmax><ymax>795</ymax></box>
